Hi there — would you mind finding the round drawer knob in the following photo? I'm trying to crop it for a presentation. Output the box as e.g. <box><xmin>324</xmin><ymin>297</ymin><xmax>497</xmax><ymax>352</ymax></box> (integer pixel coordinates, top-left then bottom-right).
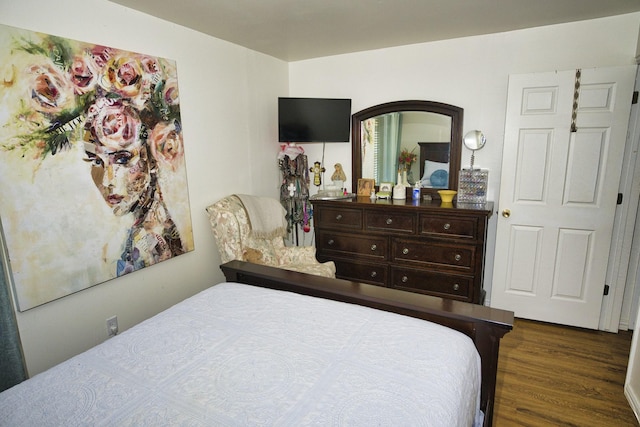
<box><xmin>370</xmin><ymin>244</ymin><xmax>377</xmax><ymax>251</ymax></box>
<box><xmin>454</xmin><ymin>254</ymin><xmax>462</xmax><ymax>261</ymax></box>
<box><xmin>443</xmin><ymin>223</ymin><xmax>451</xmax><ymax>230</ymax></box>
<box><xmin>370</xmin><ymin>271</ymin><xmax>377</xmax><ymax>278</ymax></box>
<box><xmin>386</xmin><ymin>218</ymin><xmax>393</xmax><ymax>225</ymax></box>
<box><xmin>401</xmin><ymin>276</ymin><xmax>408</xmax><ymax>283</ymax></box>
<box><xmin>453</xmin><ymin>283</ymin><xmax>460</xmax><ymax>291</ymax></box>
<box><xmin>402</xmin><ymin>248</ymin><xmax>409</xmax><ymax>255</ymax></box>
<box><xmin>328</xmin><ymin>239</ymin><xmax>335</xmax><ymax>246</ymax></box>
<box><xmin>336</xmin><ymin>214</ymin><xmax>343</xmax><ymax>221</ymax></box>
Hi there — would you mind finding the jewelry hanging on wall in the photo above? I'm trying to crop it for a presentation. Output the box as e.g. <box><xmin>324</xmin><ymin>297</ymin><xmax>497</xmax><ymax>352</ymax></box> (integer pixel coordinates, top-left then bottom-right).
<box><xmin>278</xmin><ymin>143</ymin><xmax>310</xmax><ymax>245</ymax></box>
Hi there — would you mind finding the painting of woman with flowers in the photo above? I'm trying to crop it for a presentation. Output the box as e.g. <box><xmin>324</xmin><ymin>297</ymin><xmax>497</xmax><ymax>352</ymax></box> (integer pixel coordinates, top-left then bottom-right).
<box><xmin>0</xmin><ymin>24</ymin><xmax>194</xmax><ymax>310</ymax></box>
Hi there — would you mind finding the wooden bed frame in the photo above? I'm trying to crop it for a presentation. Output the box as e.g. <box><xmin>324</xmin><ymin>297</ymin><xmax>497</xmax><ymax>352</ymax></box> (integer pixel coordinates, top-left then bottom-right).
<box><xmin>221</xmin><ymin>261</ymin><xmax>513</xmax><ymax>426</ymax></box>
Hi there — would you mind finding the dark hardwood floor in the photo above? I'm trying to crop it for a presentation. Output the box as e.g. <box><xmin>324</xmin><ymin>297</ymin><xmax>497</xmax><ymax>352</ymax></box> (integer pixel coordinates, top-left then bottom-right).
<box><xmin>494</xmin><ymin>318</ymin><xmax>638</xmax><ymax>426</ymax></box>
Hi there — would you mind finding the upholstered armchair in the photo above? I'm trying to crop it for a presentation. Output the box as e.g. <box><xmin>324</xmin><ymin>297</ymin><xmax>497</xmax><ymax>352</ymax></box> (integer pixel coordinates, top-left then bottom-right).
<box><xmin>206</xmin><ymin>194</ymin><xmax>335</xmax><ymax>278</ymax></box>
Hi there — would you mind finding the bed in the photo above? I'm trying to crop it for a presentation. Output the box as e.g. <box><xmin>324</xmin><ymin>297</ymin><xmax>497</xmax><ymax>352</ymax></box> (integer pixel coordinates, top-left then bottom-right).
<box><xmin>0</xmin><ymin>260</ymin><xmax>513</xmax><ymax>426</ymax></box>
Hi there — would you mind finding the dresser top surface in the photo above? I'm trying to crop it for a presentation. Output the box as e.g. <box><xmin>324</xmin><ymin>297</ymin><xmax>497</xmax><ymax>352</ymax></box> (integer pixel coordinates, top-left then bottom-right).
<box><xmin>311</xmin><ymin>196</ymin><xmax>493</xmax><ymax>216</ymax></box>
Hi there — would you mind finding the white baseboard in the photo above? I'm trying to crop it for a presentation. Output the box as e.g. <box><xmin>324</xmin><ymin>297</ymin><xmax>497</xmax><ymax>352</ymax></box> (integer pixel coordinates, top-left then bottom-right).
<box><xmin>625</xmin><ymin>384</ymin><xmax>640</xmax><ymax>424</ymax></box>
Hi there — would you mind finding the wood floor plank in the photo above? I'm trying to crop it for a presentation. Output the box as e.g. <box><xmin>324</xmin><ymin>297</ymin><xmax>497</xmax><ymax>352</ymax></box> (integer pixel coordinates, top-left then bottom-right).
<box><xmin>494</xmin><ymin>318</ymin><xmax>638</xmax><ymax>426</ymax></box>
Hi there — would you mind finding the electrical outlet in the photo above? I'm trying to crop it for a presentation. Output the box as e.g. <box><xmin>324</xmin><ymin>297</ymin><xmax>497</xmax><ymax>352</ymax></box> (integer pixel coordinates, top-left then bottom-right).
<box><xmin>106</xmin><ymin>315</ymin><xmax>118</xmax><ymax>337</ymax></box>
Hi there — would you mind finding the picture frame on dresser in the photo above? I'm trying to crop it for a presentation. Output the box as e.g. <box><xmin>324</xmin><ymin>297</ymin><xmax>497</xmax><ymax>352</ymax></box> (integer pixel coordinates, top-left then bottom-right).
<box><xmin>379</xmin><ymin>182</ymin><xmax>393</xmax><ymax>193</ymax></box>
<box><xmin>377</xmin><ymin>182</ymin><xmax>393</xmax><ymax>198</ymax></box>
<box><xmin>357</xmin><ymin>178</ymin><xmax>375</xmax><ymax>196</ymax></box>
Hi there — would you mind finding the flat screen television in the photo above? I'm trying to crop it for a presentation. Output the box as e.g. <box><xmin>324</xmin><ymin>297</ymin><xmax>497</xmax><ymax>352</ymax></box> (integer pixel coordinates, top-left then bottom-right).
<box><xmin>278</xmin><ymin>97</ymin><xmax>352</xmax><ymax>142</ymax></box>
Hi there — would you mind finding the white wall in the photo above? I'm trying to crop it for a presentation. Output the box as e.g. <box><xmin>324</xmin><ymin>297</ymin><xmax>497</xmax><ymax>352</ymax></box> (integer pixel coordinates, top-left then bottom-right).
<box><xmin>290</xmin><ymin>13</ymin><xmax>640</xmax><ymax>303</ymax></box>
<box><xmin>0</xmin><ymin>0</ymin><xmax>288</xmax><ymax>375</ymax></box>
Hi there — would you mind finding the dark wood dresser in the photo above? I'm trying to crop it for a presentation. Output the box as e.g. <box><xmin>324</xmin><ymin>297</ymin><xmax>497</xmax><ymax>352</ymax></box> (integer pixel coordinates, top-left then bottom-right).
<box><xmin>311</xmin><ymin>197</ymin><xmax>493</xmax><ymax>304</ymax></box>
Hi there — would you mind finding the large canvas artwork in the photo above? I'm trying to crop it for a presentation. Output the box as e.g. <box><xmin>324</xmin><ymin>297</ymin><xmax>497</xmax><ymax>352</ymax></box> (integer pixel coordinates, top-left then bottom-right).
<box><xmin>0</xmin><ymin>25</ymin><xmax>194</xmax><ymax>311</ymax></box>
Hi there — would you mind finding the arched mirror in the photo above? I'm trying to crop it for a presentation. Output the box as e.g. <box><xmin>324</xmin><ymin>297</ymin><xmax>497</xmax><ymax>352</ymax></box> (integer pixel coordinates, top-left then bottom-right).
<box><xmin>352</xmin><ymin>100</ymin><xmax>463</xmax><ymax>199</ymax></box>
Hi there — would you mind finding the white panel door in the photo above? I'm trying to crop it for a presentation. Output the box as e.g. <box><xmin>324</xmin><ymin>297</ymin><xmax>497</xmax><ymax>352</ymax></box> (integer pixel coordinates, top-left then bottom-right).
<box><xmin>491</xmin><ymin>66</ymin><xmax>636</xmax><ymax>329</ymax></box>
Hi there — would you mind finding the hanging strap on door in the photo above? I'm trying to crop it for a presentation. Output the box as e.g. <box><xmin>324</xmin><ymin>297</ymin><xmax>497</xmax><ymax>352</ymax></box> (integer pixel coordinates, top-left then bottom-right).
<box><xmin>571</xmin><ymin>69</ymin><xmax>581</xmax><ymax>133</ymax></box>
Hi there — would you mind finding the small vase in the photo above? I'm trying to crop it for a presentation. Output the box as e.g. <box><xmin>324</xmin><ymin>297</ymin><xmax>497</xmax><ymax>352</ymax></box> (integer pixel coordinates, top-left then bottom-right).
<box><xmin>402</xmin><ymin>170</ymin><xmax>409</xmax><ymax>186</ymax></box>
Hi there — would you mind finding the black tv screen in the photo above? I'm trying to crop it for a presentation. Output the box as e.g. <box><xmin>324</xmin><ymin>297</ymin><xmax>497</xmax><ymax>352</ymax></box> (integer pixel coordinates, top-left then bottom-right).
<box><xmin>278</xmin><ymin>97</ymin><xmax>352</xmax><ymax>142</ymax></box>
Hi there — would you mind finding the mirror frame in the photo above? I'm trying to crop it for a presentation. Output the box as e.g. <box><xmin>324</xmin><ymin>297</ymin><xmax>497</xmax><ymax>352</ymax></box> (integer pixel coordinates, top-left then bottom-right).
<box><xmin>351</xmin><ymin>100</ymin><xmax>464</xmax><ymax>199</ymax></box>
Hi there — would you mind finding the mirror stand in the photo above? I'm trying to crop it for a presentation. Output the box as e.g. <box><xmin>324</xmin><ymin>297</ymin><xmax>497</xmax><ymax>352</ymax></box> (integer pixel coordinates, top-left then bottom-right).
<box><xmin>463</xmin><ymin>130</ymin><xmax>486</xmax><ymax>170</ymax></box>
<box><xmin>458</xmin><ymin>130</ymin><xmax>488</xmax><ymax>204</ymax></box>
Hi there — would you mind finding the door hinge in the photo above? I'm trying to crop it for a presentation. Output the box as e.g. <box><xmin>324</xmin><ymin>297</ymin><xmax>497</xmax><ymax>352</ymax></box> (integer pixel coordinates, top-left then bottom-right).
<box><xmin>633</xmin><ymin>91</ymin><xmax>639</xmax><ymax>105</ymax></box>
<box><xmin>617</xmin><ymin>193</ymin><xmax>623</xmax><ymax>205</ymax></box>
<box><xmin>604</xmin><ymin>284</ymin><xmax>610</xmax><ymax>296</ymax></box>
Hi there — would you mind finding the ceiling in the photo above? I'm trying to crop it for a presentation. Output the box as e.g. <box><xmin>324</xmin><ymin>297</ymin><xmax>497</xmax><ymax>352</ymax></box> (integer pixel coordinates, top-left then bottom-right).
<box><xmin>109</xmin><ymin>0</ymin><xmax>640</xmax><ymax>61</ymax></box>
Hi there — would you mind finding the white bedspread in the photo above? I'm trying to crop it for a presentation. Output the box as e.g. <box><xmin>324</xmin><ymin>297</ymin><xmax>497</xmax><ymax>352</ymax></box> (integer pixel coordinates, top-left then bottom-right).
<box><xmin>0</xmin><ymin>282</ymin><xmax>482</xmax><ymax>426</ymax></box>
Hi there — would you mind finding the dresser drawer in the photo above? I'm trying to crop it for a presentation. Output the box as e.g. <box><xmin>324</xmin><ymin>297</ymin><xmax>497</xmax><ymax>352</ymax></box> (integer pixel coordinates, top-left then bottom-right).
<box><xmin>315</xmin><ymin>207</ymin><xmax>362</xmax><ymax>230</ymax></box>
<box><xmin>316</xmin><ymin>231</ymin><xmax>388</xmax><ymax>260</ymax></box>
<box><xmin>311</xmin><ymin>199</ymin><xmax>492</xmax><ymax>304</ymax></box>
<box><xmin>392</xmin><ymin>238</ymin><xmax>475</xmax><ymax>270</ymax></box>
<box><xmin>419</xmin><ymin>215</ymin><xmax>477</xmax><ymax>239</ymax></box>
<box><xmin>332</xmin><ymin>259</ymin><xmax>387</xmax><ymax>286</ymax></box>
<box><xmin>390</xmin><ymin>266</ymin><xmax>473</xmax><ymax>301</ymax></box>
<box><xmin>365</xmin><ymin>210</ymin><xmax>415</xmax><ymax>234</ymax></box>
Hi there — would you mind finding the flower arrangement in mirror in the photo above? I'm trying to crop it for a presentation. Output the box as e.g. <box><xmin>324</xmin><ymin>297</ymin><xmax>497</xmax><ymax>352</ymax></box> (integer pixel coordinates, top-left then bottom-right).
<box><xmin>398</xmin><ymin>147</ymin><xmax>417</xmax><ymax>172</ymax></box>
<box><xmin>398</xmin><ymin>147</ymin><xmax>417</xmax><ymax>185</ymax></box>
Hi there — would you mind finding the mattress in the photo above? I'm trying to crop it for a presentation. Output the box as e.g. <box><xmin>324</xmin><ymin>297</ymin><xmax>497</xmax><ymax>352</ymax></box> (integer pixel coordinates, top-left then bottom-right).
<box><xmin>0</xmin><ymin>282</ymin><xmax>482</xmax><ymax>426</ymax></box>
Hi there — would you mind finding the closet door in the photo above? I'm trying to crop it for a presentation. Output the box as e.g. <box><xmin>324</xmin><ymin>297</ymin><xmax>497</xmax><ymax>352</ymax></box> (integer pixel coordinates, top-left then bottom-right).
<box><xmin>491</xmin><ymin>66</ymin><xmax>636</xmax><ymax>329</ymax></box>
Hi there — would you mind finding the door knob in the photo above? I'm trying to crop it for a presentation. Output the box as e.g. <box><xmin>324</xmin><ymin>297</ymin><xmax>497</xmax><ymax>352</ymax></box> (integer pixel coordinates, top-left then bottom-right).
<box><xmin>502</xmin><ymin>209</ymin><xmax>511</xmax><ymax>218</ymax></box>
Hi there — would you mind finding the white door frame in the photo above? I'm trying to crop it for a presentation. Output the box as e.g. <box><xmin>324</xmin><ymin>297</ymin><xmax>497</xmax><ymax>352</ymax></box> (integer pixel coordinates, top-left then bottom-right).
<box><xmin>609</xmin><ymin>67</ymin><xmax>640</xmax><ymax>332</ymax></box>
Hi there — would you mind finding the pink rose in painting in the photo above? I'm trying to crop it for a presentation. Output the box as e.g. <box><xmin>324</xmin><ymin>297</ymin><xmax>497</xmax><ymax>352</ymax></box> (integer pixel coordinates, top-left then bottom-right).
<box><xmin>102</xmin><ymin>54</ymin><xmax>144</xmax><ymax>98</ymax></box>
<box><xmin>149</xmin><ymin>121</ymin><xmax>183</xmax><ymax>171</ymax></box>
<box><xmin>89</xmin><ymin>102</ymin><xmax>142</xmax><ymax>150</ymax></box>
<box><xmin>163</xmin><ymin>78</ymin><xmax>180</xmax><ymax>106</ymax></box>
<box><xmin>27</xmin><ymin>63</ymin><xmax>74</xmax><ymax>114</ymax></box>
<box><xmin>89</xmin><ymin>45</ymin><xmax>114</xmax><ymax>68</ymax></box>
<box><xmin>139</xmin><ymin>56</ymin><xmax>161</xmax><ymax>77</ymax></box>
<box><xmin>69</xmin><ymin>54</ymin><xmax>99</xmax><ymax>94</ymax></box>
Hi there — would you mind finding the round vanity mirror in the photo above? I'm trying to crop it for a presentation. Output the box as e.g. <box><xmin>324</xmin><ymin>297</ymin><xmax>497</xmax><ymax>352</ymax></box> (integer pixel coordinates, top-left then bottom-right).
<box><xmin>463</xmin><ymin>130</ymin><xmax>486</xmax><ymax>170</ymax></box>
<box><xmin>463</xmin><ymin>130</ymin><xmax>486</xmax><ymax>151</ymax></box>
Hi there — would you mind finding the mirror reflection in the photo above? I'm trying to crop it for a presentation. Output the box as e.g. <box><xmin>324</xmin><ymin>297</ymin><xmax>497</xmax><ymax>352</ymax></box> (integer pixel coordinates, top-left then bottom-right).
<box><xmin>361</xmin><ymin>111</ymin><xmax>451</xmax><ymax>186</ymax></box>
<box><xmin>352</xmin><ymin>100</ymin><xmax>463</xmax><ymax>198</ymax></box>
